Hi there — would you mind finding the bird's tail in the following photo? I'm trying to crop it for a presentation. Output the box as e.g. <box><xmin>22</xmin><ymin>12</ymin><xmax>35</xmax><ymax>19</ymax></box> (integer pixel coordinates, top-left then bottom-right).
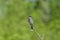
<box><xmin>30</xmin><ymin>24</ymin><xmax>34</xmax><ymax>31</ymax></box>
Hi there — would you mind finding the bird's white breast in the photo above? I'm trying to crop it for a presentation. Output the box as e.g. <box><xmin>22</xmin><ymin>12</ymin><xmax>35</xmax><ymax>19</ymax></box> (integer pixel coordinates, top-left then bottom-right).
<box><xmin>29</xmin><ymin>17</ymin><xmax>33</xmax><ymax>24</ymax></box>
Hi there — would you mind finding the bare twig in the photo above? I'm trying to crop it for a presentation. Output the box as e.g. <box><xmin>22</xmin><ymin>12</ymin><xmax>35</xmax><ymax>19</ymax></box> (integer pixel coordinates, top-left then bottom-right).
<box><xmin>40</xmin><ymin>34</ymin><xmax>45</xmax><ymax>40</ymax></box>
<box><xmin>34</xmin><ymin>27</ymin><xmax>45</xmax><ymax>40</ymax></box>
<box><xmin>34</xmin><ymin>27</ymin><xmax>41</xmax><ymax>40</ymax></box>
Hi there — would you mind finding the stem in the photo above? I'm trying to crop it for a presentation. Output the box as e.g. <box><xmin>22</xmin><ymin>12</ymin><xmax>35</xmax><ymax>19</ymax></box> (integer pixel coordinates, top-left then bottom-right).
<box><xmin>40</xmin><ymin>34</ymin><xmax>45</xmax><ymax>40</ymax></box>
<box><xmin>34</xmin><ymin>27</ymin><xmax>41</xmax><ymax>40</ymax></box>
<box><xmin>34</xmin><ymin>27</ymin><xmax>45</xmax><ymax>40</ymax></box>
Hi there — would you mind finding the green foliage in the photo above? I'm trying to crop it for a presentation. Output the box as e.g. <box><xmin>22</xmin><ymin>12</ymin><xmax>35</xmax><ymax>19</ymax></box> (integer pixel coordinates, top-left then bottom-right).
<box><xmin>0</xmin><ymin>0</ymin><xmax>60</xmax><ymax>40</ymax></box>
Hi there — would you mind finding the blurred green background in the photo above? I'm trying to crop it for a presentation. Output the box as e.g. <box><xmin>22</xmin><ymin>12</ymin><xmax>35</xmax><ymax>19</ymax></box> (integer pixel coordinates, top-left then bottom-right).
<box><xmin>0</xmin><ymin>0</ymin><xmax>60</xmax><ymax>40</ymax></box>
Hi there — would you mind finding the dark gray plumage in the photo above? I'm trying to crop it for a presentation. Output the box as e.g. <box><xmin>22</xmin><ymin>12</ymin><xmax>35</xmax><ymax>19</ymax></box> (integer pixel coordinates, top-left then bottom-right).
<box><xmin>28</xmin><ymin>16</ymin><xmax>34</xmax><ymax>30</ymax></box>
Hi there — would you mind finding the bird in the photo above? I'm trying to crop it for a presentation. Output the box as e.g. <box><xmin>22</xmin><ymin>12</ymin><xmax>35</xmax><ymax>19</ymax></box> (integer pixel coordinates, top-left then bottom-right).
<box><xmin>28</xmin><ymin>16</ymin><xmax>34</xmax><ymax>31</ymax></box>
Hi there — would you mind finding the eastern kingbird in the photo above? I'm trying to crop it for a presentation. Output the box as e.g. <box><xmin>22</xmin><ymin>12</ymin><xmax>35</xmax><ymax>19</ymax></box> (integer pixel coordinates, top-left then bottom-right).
<box><xmin>28</xmin><ymin>16</ymin><xmax>34</xmax><ymax>31</ymax></box>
